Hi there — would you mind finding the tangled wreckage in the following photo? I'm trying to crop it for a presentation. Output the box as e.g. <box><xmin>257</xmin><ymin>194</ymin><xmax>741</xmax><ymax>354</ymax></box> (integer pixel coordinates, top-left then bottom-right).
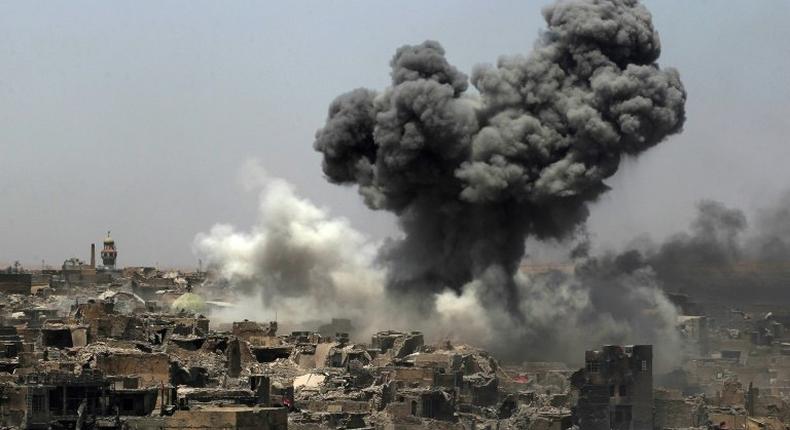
<box><xmin>3</xmin><ymin>252</ymin><xmax>790</xmax><ymax>430</ymax></box>
<box><xmin>0</xmin><ymin>267</ymin><xmax>581</xmax><ymax>430</ymax></box>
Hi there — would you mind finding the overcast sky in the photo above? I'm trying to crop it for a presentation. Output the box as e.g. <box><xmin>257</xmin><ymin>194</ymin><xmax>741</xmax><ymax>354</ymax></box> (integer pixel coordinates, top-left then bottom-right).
<box><xmin>1</xmin><ymin>1</ymin><xmax>789</xmax><ymax>268</ymax></box>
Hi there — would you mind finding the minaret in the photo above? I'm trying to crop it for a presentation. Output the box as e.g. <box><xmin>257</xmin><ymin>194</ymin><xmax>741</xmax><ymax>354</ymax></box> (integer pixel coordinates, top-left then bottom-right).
<box><xmin>101</xmin><ymin>231</ymin><xmax>118</xmax><ymax>269</ymax></box>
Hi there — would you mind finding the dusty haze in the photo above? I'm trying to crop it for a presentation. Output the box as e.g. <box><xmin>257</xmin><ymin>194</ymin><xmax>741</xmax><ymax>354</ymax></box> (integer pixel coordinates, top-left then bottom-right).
<box><xmin>196</xmin><ymin>0</ymin><xmax>691</xmax><ymax>367</ymax></box>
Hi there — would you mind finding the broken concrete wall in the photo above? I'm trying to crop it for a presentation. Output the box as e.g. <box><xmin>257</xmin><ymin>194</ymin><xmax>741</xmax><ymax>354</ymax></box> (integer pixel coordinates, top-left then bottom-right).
<box><xmin>466</xmin><ymin>375</ymin><xmax>498</xmax><ymax>407</ymax></box>
<box><xmin>72</xmin><ymin>300</ymin><xmax>115</xmax><ymax>320</ymax></box>
<box><xmin>391</xmin><ymin>367</ymin><xmax>435</xmax><ymax>388</ymax></box>
<box><xmin>0</xmin><ymin>383</ymin><xmax>27</xmax><ymax>428</ymax></box>
<box><xmin>171</xmin><ymin>316</ymin><xmax>210</xmax><ymax>336</ymax></box>
<box><xmin>419</xmin><ymin>390</ymin><xmax>455</xmax><ymax>421</ymax></box>
<box><xmin>391</xmin><ymin>332</ymin><xmax>424</xmax><ymax>359</ymax></box>
<box><xmin>251</xmin><ymin>346</ymin><xmax>292</xmax><ymax>363</ymax></box>
<box><xmin>163</xmin><ymin>406</ymin><xmax>287</xmax><ymax>429</ymax></box>
<box><xmin>232</xmin><ymin>321</ymin><xmax>278</xmax><ymax>346</ymax></box>
<box><xmin>95</xmin><ymin>352</ymin><xmax>170</xmax><ymax>387</ymax></box>
<box><xmin>573</xmin><ymin>384</ymin><xmax>610</xmax><ymax>430</ymax></box>
<box><xmin>70</xmin><ymin>326</ymin><xmax>87</xmax><ymax>347</ymax></box>
<box><xmin>227</xmin><ymin>338</ymin><xmax>242</xmax><ymax>377</ymax></box>
<box><xmin>572</xmin><ymin>345</ymin><xmax>653</xmax><ymax>430</ymax></box>
<box><xmin>41</xmin><ymin>326</ymin><xmax>73</xmax><ymax>348</ymax></box>
<box><xmin>250</xmin><ymin>375</ymin><xmax>270</xmax><ymax>406</ymax></box>
<box><xmin>302</xmin><ymin>399</ymin><xmax>370</xmax><ymax>414</ymax></box>
<box><xmin>653</xmin><ymin>396</ymin><xmax>706</xmax><ymax>429</ymax></box>
<box><xmin>371</xmin><ymin>331</ymin><xmax>424</xmax><ymax>358</ymax></box>
<box><xmin>124</xmin><ymin>407</ymin><xmax>287</xmax><ymax>429</ymax></box>
<box><xmin>718</xmin><ymin>380</ymin><xmax>746</xmax><ymax>407</ymax></box>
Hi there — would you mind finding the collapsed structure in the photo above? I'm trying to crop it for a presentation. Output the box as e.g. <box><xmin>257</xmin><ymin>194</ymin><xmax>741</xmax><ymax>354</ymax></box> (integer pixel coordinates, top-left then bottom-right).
<box><xmin>0</xmin><ymin>257</ymin><xmax>564</xmax><ymax>429</ymax></box>
<box><xmin>571</xmin><ymin>345</ymin><xmax>653</xmax><ymax>429</ymax></box>
<box><xmin>3</xmin><ymin>243</ymin><xmax>790</xmax><ymax>430</ymax></box>
<box><xmin>4</xmin><ymin>0</ymin><xmax>790</xmax><ymax>428</ymax></box>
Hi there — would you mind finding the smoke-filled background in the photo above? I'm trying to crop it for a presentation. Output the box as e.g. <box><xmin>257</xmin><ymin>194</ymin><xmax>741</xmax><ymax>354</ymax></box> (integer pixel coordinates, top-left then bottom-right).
<box><xmin>312</xmin><ymin>0</ymin><xmax>686</xmax><ymax>359</ymax></box>
<box><xmin>611</xmin><ymin>196</ymin><xmax>790</xmax><ymax>305</ymax></box>
<box><xmin>314</xmin><ymin>0</ymin><xmax>686</xmax><ymax>312</ymax></box>
<box><xmin>195</xmin><ymin>166</ymin><xmax>790</xmax><ymax>369</ymax></box>
<box><xmin>194</xmin><ymin>162</ymin><xmax>685</xmax><ymax>368</ymax></box>
<box><xmin>195</xmin><ymin>0</ymin><xmax>696</xmax><ymax>368</ymax></box>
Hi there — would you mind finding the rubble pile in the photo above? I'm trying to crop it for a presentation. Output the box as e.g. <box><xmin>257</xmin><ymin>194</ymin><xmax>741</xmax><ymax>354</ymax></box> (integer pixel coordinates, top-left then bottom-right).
<box><xmin>0</xmin><ymin>263</ymin><xmax>585</xmax><ymax>430</ymax></box>
<box><xmin>2</xmin><ymin>260</ymin><xmax>790</xmax><ymax>429</ymax></box>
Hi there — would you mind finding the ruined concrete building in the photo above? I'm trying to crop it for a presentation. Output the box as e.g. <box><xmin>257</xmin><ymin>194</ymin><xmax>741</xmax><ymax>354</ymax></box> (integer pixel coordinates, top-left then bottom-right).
<box><xmin>1</xmin><ymin>264</ymin><xmax>789</xmax><ymax>430</ymax></box>
<box><xmin>4</xmin><ymin>229</ymin><xmax>790</xmax><ymax>429</ymax></box>
<box><xmin>571</xmin><ymin>345</ymin><xmax>653</xmax><ymax>430</ymax></box>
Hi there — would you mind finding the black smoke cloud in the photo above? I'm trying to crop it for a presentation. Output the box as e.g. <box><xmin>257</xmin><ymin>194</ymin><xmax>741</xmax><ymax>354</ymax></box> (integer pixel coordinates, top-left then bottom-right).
<box><xmin>518</xmin><ymin>255</ymin><xmax>682</xmax><ymax>367</ymax></box>
<box><xmin>615</xmin><ymin>197</ymin><xmax>790</xmax><ymax>304</ymax></box>
<box><xmin>749</xmin><ymin>192</ymin><xmax>790</xmax><ymax>263</ymax></box>
<box><xmin>314</xmin><ymin>0</ymin><xmax>686</xmax><ymax>312</ymax></box>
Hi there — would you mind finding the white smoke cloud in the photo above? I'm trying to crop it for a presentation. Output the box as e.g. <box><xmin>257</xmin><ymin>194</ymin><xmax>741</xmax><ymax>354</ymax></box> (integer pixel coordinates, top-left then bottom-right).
<box><xmin>194</xmin><ymin>162</ymin><xmax>683</xmax><ymax>369</ymax></box>
<box><xmin>193</xmin><ymin>160</ymin><xmax>387</xmax><ymax>328</ymax></box>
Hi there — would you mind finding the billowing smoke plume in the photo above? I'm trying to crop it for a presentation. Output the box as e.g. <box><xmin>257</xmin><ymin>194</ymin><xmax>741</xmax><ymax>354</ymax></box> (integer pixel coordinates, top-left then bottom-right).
<box><xmin>748</xmin><ymin>192</ymin><xmax>790</xmax><ymax>263</ymax></box>
<box><xmin>617</xmin><ymin>196</ymin><xmax>790</xmax><ymax>304</ymax></box>
<box><xmin>432</xmin><ymin>261</ymin><xmax>683</xmax><ymax>367</ymax></box>
<box><xmin>195</xmin><ymin>0</ymin><xmax>689</xmax><ymax>367</ymax></box>
<box><xmin>194</xmin><ymin>165</ymin><xmax>682</xmax><ymax>367</ymax></box>
<box><xmin>314</xmin><ymin>0</ymin><xmax>685</xmax><ymax>313</ymax></box>
<box><xmin>193</xmin><ymin>161</ymin><xmax>387</xmax><ymax>325</ymax></box>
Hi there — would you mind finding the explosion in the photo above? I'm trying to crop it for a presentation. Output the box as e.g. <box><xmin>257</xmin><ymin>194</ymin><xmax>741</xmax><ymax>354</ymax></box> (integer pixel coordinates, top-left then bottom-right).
<box><xmin>314</xmin><ymin>0</ymin><xmax>686</xmax><ymax>310</ymax></box>
<box><xmin>198</xmin><ymin>0</ymin><xmax>688</xmax><ymax>365</ymax></box>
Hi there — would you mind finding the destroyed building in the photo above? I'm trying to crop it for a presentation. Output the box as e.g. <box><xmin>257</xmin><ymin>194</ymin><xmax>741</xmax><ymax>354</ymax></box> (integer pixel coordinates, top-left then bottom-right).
<box><xmin>3</xmin><ymin>231</ymin><xmax>790</xmax><ymax>430</ymax></box>
<box><xmin>571</xmin><ymin>345</ymin><xmax>653</xmax><ymax>430</ymax></box>
<box><xmin>3</xmin><ymin>225</ymin><xmax>790</xmax><ymax>430</ymax></box>
<box><xmin>0</xmin><ymin>261</ymin><xmax>583</xmax><ymax>430</ymax></box>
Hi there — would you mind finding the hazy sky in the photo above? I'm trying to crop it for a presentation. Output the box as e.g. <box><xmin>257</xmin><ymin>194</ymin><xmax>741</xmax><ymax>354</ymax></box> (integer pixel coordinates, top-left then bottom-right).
<box><xmin>1</xmin><ymin>1</ymin><xmax>789</xmax><ymax>268</ymax></box>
